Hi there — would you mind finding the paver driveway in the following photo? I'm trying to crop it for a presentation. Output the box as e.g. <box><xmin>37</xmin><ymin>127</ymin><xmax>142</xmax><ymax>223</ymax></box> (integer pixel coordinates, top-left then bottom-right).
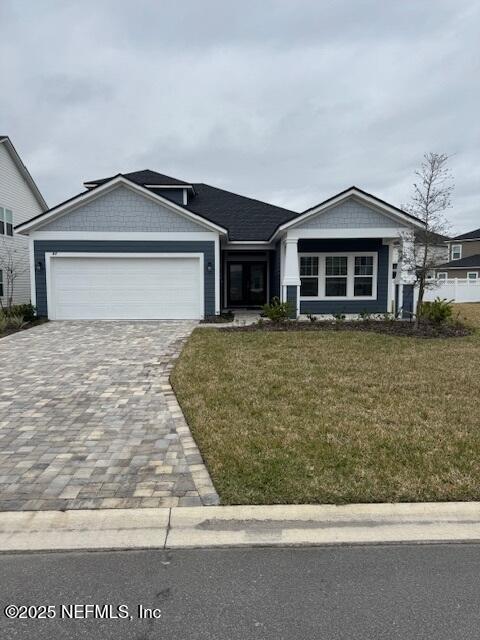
<box><xmin>0</xmin><ymin>321</ymin><xmax>219</xmax><ymax>511</ymax></box>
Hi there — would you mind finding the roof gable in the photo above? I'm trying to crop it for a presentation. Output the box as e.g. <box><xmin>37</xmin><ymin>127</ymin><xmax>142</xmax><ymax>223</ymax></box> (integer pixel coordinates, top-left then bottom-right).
<box><xmin>36</xmin><ymin>184</ymin><xmax>207</xmax><ymax>233</ymax></box>
<box><xmin>274</xmin><ymin>186</ymin><xmax>424</xmax><ymax>237</ymax></box>
<box><xmin>16</xmin><ymin>176</ymin><xmax>227</xmax><ymax>234</ymax></box>
<box><xmin>0</xmin><ymin>136</ymin><xmax>48</xmax><ymax>211</ymax></box>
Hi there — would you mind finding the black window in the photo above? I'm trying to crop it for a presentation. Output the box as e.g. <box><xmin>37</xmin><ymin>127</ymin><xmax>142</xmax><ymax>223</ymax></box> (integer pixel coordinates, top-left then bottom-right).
<box><xmin>325</xmin><ymin>256</ymin><xmax>348</xmax><ymax>297</ymax></box>
<box><xmin>325</xmin><ymin>277</ymin><xmax>347</xmax><ymax>297</ymax></box>
<box><xmin>300</xmin><ymin>278</ymin><xmax>318</xmax><ymax>296</ymax></box>
<box><xmin>354</xmin><ymin>256</ymin><xmax>374</xmax><ymax>297</ymax></box>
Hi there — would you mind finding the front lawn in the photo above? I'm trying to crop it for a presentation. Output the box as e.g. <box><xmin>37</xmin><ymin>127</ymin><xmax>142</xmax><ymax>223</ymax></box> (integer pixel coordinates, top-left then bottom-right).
<box><xmin>171</xmin><ymin>326</ymin><xmax>480</xmax><ymax>505</ymax></box>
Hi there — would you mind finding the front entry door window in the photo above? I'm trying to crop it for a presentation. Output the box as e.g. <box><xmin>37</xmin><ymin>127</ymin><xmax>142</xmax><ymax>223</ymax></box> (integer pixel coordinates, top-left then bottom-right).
<box><xmin>227</xmin><ymin>262</ymin><xmax>267</xmax><ymax>306</ymax></box>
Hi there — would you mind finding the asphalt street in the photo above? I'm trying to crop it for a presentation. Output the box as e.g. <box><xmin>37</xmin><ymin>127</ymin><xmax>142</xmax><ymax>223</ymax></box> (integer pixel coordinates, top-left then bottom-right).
<box><xmin>1</xmin><ymin>544</ymin><xmax>480</xmax><ymax>639</ymax></box>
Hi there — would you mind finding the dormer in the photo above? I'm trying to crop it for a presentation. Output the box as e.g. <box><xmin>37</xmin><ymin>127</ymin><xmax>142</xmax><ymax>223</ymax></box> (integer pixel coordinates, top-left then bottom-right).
<box><xmin>84</xmin><ymin>169</ymin><xmax>196</xmax><ymax>205</ymax></box>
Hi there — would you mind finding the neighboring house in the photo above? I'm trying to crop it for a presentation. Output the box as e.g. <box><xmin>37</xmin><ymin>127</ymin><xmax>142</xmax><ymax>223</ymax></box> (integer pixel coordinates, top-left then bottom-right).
<box><xmin>435</xmin><ymin>227</ymin><xmax>480</xmax><ymax>280</ymax></box>
<box><xmin>392</xmin><ymin>229</ymin><xmax>449</xmax><ymax>280</ymax></box>
<box><xmin>0</xmin><ymin>136</ymin><xmax>47</xmax><ymax>306</ymax></box>
<box><xmin>16</xmin><ymin>170</ymin><xmax>424</xmax><ymax>320</ymax></box>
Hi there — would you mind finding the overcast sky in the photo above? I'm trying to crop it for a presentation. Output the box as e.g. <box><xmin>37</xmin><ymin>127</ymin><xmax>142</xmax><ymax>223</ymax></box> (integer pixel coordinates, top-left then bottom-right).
<box><xmin>1</xmin><ymin>0</ymin><xmax>479</xmax><ymax>233</ymax></box>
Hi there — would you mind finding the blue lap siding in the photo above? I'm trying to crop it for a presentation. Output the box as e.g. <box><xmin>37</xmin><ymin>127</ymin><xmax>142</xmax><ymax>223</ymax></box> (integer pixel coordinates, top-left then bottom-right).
<box><xmin>34</xmin><ymin>240</ymin><xmax>216</xmax><ymax>317</ymax></box>
<box><xmin>298</xmin><ymin>239</ymin><xmax>389</xmax><ymax>315</ymax></box>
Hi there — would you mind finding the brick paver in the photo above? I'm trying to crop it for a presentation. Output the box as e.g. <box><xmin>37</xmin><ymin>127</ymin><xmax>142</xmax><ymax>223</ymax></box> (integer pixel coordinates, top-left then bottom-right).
<box><xmin>0</xmin><ymin>321</ymin><xmax>219</xmax><ymax>511</ymax></box>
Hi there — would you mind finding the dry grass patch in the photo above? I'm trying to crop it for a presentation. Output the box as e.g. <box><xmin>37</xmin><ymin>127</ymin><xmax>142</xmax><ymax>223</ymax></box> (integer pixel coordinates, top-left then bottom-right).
<box><xmin>171</xmin><ymin>328</ymin><xmax>480</xmax><ymax>505</ymax></box>
<box><xmin>453</xmin><ymin>303</ymin><xmax>480</xmax><ymax>329</ymax></box>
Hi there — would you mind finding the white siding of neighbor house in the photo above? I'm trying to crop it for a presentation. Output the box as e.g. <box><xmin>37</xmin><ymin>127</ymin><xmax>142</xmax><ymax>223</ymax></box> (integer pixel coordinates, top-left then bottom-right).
<box><xmin>39</xmin><ymin>185</ymin><xmax>208</xmax><ymax>233</ymax></box>
<box><xmin>296</xmin><ymin>198</ymin><xmax>404</xmax><ymax>230</ymax></box>
<box><xmin>0</xmin><ymin>143</ymin><xmax>44</xmax><ymax>304</ymax></box>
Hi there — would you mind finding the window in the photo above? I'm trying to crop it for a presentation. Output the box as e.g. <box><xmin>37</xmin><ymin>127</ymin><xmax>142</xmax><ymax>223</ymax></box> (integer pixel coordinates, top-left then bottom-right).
<box><xmin>437</xmin><ymin>272</ymin><xmax>448</xmax><ymax>280</ymax></box>
<box><xmin>0</xmin><ymin>270</ymin><xmax>3</xmax><ymax>297</ymax></box>
<box><xmin>300</xmin><ymin>256</ymin><xmax>319</xmax><ymax>296</ymax></box>
<box><xmin>299</xmin><ymin>253</ymin><xmax>377</xmax><ymax>299</ymax></box>
<box><xmin>467</xmin><ymin>272</ymin><xmax>478</xmax><ymax>280</ymax></box>
<box><xmin>325</xmin><ymin>256</ymin><xmax>347</xmax><ymax>297</ymax></box>
<box><xmin>392</xmin><ymin>262</ymin><xmax>398</xmax><ymax>279</ymax></box>
<box><xmin>354</xmin><ymin>256</ymin><xmax>373</xmax><ymax>296</ymax></box>
<box><xmin>451</xmin><ymin>244</ymin><xmax>462</xmax><ymax>260</ymax></box>
<box><xmin>0</xmin><ymin>207</ymin><xmax>13</xmax><ymax>236</ymax></box>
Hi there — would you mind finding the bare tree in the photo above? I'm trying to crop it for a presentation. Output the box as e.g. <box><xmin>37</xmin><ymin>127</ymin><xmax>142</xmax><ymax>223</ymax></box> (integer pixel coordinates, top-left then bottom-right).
<box><xmin>404</xmin><ymin>153</ymin><xmax>453</xmax><ymax>325</ymax></box>
<box><xmin>0</xmin><ymin>239</ymin><xmax>29</xmax><ymax>313</ymax></box>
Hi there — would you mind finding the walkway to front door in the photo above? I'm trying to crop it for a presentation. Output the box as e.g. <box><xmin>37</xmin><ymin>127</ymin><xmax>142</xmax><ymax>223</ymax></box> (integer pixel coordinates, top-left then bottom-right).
<box><xmin>227</xmin><ymin>261</ymin><xmax>267</xmax><ymax>307</ymax></box>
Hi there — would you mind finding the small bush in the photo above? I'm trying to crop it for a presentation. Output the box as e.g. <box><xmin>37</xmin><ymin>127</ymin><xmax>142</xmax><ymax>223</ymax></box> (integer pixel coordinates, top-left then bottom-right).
<box><xmin>333</xmin><ymin>313</ymin><xmax>346</xmax><ymax>323</ymax></box>
<box><xmin>1</xmin><ymin>303</ymin><xmax>36</xmax><ymax>322</ymax></box>
<box><xmin>359</xmin><ymin>310</ymin><xmax>372</xmax><ymax>322</ymax></box>
<box><xmin>0</xmin><ymin>315</ymin><xmax>8</xmax><ymax>333</ymax></box>
<box><xmin>262</xmin><ymin>297</ymin><xmax>294</xmax><ymax>323</ymax></box>
<box><xmin>419</xmin><ymin>298</ymin><xmax>454</xmax><ymax>325</ymax></box>
<box><xmin>306</xmin><ymin>313</ymin><xmax>317</xmax><ymax>323</ymax></box>
<box><xmin>7</xmin><ymin>314</ymin><xmax>27</xmax><ymax>330</ymax></box>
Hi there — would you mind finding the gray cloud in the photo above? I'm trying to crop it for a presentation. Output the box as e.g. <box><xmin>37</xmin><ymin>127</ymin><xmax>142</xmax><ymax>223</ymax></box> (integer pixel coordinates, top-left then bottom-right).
<box><xmin>1</xmin><ymin>0</ymin><xmax>479</xmax><ymax>233</ymax></box>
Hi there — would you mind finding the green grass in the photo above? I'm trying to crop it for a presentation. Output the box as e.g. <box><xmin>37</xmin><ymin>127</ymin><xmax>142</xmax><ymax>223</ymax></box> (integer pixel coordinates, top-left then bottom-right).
<box><xmin>171</xmin><ymin>323</ymin><xmax>480</xmax><ymax>505</ymax></box>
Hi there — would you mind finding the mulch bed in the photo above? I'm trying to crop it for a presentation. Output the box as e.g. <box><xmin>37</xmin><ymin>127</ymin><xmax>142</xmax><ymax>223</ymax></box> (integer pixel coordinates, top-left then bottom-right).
<box><xmin>221</xmin><ymin>320</ymin><xmax>473</xmax><ymax>338</ymax></box>
<box><xmin>0</xmin><ymin>319</ymin><xmax>47</xmax><ymax>340</ymax></box>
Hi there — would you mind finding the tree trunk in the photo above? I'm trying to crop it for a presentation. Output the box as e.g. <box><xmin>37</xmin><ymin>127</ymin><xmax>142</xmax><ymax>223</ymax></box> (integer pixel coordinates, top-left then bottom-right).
<box><xmin>415</xmin><ymin>277</ymin><xmax>425</xmax><ymax>328</ymax></box>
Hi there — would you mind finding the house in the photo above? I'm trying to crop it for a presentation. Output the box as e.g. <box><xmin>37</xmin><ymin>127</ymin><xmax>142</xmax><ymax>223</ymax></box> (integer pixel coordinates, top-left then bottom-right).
<box><xmin>15</xmin><ymin>170</ymin><xmax>424</xmax><ymax>320</ymax></box>
<box><xmin>392</xmin><ymin>229</ymin><xmax>449</xmax><ymax>280</ymax></box>
<box><xmin>434</xmin><ymin>227</ymin><xmax>480</xmax><ymax>280</ymax></box>
<box><xmin>0</xmin><ymin>136</ymin><xmax>48</xmax><ymax>306</ymax></box>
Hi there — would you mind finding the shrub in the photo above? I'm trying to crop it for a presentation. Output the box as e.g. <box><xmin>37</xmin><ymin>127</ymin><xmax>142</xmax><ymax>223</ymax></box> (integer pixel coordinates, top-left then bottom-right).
<box><xmin>333</xmin><ymin>313</ymin><xmax>346</xmax><ymax>323</ymax></box>
<box><xmin>6</xmin><ymin>314</ymin><xmax>27</xmax><ymax>330</ymax></box>
<box><xmin>306</xmin><ymin>313</ymin><xmax>317</xmax><ymax>323</ymax></box>
<box><xmin>419</xmin><ymin>298</ymin><xmax>454</xmax><ymax>325</ymax></box>
<box><xmin>261</xmin><ymin>297</ymin><xmax>294</xmax><ymax>323</ymax></box>
<box><xmin>0</xmin><ymin>315</ymin><xmax>8</xmax><ymax>333</ymax></box>
<box><xmin>1</xmin><ymin>303</ymin><xmax>36</xmax><ymax>322</ymax></box>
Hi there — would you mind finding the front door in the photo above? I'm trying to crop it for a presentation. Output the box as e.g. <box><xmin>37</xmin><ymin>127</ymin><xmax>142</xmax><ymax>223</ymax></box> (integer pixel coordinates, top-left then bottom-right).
<box><xmin>227</xmin><ymin>262</ymin><xmax>267</xmax><ymax>307</ymax></box>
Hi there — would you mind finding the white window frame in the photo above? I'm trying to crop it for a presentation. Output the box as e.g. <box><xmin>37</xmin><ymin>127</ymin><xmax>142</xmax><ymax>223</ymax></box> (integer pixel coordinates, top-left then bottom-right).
<box><xmin>0</xmin><ymin>207</ymin><xmax>13</xmax><ymax>237</ymax></box>
<box><xmin>437</xmin><ymin>272</ymin><xmax>448</xmax><ymax>280</ymax></box>
<box><xmin>451</xmin><ymin>244</ymin><xmax>462</xmax><ymax>260</ymax></box>
<box><xmin>298</xmin><ymin>252</ymin><xmax>378</xmax><ymax>301</ymax></box>
<box><xmin>467</xmin><ymin>272</ymin><xmax>478</xmax><ymax>280</ymax></box>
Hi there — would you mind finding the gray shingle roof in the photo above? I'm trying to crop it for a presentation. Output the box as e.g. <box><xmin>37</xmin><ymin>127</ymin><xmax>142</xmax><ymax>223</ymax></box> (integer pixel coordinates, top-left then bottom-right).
<box><xmin>436</xmin><ymin>254</ymin><xmax>480</xmax><ymax>269</ymax></box>
<box><xmin>184</xmin><ymin>183</ymin><xmax>298</xmax><ymax>241</ymax></box>
<box><xmin>86</xmin><ymin>169</ymin><xmax>191</xmax><ymax>187</ymax></box>
<box><xmin>453</xmin><ymin>227</ymin><xmax>480</xmax><ymax>241</ymax></box>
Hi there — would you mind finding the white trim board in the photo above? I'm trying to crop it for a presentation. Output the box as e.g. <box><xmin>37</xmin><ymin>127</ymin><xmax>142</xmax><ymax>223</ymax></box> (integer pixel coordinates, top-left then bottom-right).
<box><xmin>45</xmin><ymin>252</ymin><xmax>204</xmax><ymax>321</ymax></box>
<box><xmin>284</xmin><ymin>227</ymin><xmax>408</xmax><ymax>240</ymax></box>
<box><xmin>16</xmin><ymin>176</ymin><xmax>228</xmax><ymax>236</ymax></box>
<box><xmin>30</xmin><ymin>231</ymin><xmax>218</xmax><ymax>241</ymax></box>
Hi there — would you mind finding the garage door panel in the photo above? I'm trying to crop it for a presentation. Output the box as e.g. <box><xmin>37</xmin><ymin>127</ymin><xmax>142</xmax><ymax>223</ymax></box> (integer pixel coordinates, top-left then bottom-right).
<box><xmin>49</xmin><ymin>256</ymin><xmax>202</xmax><ymax>320</ymax></box>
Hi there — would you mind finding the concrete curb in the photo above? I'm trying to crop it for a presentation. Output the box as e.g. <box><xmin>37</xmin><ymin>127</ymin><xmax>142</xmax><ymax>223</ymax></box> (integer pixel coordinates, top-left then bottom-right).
<box><xmin>1</xmin><ymin>502</ymin><xmax>480</xmax><ymax>553</ymax></box>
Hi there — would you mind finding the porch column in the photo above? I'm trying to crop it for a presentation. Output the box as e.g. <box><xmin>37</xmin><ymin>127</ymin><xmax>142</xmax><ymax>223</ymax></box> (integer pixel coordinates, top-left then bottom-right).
<box><xmin>397</xmin><ymin>229</ymin><xmax>416</xmax><ymax>318</ymax></box>
<box><xmin>282</xmin><ymin>238</ymin><xmax>300</xmax><ymax>318</ymax></box>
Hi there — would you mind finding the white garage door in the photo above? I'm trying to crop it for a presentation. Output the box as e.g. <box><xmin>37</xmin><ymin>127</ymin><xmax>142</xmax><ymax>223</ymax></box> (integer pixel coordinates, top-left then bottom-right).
<box><xmin>48</xmin><ymin>254</ymin><xmax>203</xmax><ymax>320</ymax></box>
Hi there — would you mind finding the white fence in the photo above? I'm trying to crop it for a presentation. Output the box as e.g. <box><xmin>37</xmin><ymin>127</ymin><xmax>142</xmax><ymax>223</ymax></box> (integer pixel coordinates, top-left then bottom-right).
<box><xmin>422</xmin><ymin>279</ymin><xmax>480</xmax><ymax>303</ymax></box>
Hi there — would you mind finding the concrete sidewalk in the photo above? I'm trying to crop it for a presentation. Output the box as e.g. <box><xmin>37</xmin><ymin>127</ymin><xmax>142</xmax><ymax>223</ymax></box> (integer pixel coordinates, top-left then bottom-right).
<box><xmin>1</xmin><ymin>502</ymin><xmax>480</xmax><ymax>552</ymax></box>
